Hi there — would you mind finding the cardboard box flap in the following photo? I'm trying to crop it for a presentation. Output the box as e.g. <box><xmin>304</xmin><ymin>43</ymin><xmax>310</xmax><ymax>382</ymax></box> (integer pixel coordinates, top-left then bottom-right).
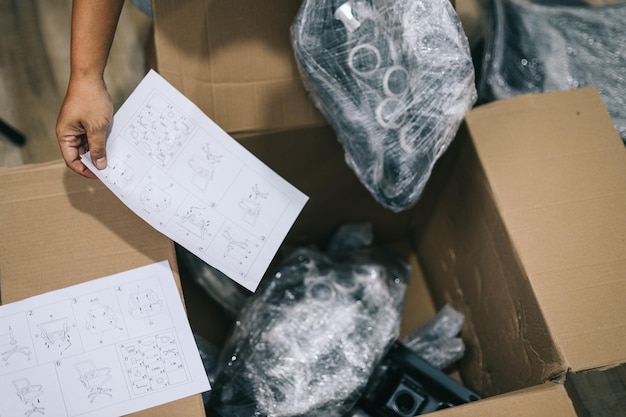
<box><xmin>433</xmin><ymin>382</ymin><xmax>577</xmax><ymax>417</ymax></box>
<box><xmin>0</xmin><ymin>161</ymin><xmax>206</xmax><ymax>417</ymax></box>
<box><xmin>416</xmin><ymin>126</ymin><xmax>566</xmax><ymax>397</ymax></box>
<box><xmin>153</xmin><ymin>0</ymin><xmax>326</xmax><ymax>134</ymax></box>
<box><xmin>465</xmin><ymin>87</ymin><xmax>626</xmax><ymax>373</ymax></box>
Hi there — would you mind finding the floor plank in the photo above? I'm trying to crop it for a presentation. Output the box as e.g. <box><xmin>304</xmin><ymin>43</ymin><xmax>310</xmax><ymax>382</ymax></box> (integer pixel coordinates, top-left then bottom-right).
<box><xmin>0</xmin><ymin>0</ymin><xmax>150</xmax><ymax>168</ymax></box>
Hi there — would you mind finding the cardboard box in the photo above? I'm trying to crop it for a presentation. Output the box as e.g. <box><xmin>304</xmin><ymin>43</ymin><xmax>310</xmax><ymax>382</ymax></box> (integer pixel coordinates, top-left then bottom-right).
<box><xmin>0</xmin><ymin>163</ymin><xmax>207</xmax><ymax>417</ymax></box>
<box><xmin>152</xmin><ymin>1</ymin><xmax>626</xmax><ymax>415</ymax></box>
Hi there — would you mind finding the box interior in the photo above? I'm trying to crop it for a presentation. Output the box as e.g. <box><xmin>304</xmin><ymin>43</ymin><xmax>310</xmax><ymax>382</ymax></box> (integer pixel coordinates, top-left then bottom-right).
<box><xmin>152</xmin><ymin>0</ymin><xmax>626</xmax><ymax>410</ymax></box>
<box><xmin>179</xmin><ymin>87</ymin><xmax>626</xmax><ymax>411</ymax></box>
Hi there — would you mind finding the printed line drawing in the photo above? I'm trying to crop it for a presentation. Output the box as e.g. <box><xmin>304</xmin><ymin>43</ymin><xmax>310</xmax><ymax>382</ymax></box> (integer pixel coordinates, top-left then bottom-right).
<box><xmin>86</xmin><ymin>302</ymin><xmax>121</xmax><ymax>344</ymax></box>
<box><xmin>129</xmin><ymin>288</ymin><xmax>162</xmax><ymax>325</ymax></box>
<box><xmin>140</xmin><ymin>180</ymin><xmax>172</xmax><ymax>213</ymax></box>
<box><xmin>222</xmin><ymin>229</ymin><xmax>252</xmax><ymax>265</ymax></box>
<box><xmin>102</xmin><ymin>157</ymin><xmax>134</xmax><ymax>189</ymax></box>
<box><xmin>119</xmin><ymin>332</ymin><xmax>188</xmax><ymax>396</ymax></box>
<box><xmin>188</xmin><ymin>143</ymin><xmax>223</xmax><ymax>191</ymax></box>
<box><xmin>75</xmin><ymin>360</ymin><xmax>113</xmax><ymax>403</ymax></box>
<box><xmin>0</xmin><ymin>326</ymin><xmax>31</xmax><ymax>366</ymax></box>
<box><xmin>123</xmin><ymin>94</ymin><xmax>196</xmax><ymax>168</ymax></box>
<box><xmin>13</xmin><ymin>378</ymin><xmax>45</xmax><ymax>416</ymax></box>
<box><xmin>37</xmin><ymin>318</ymin><xmax>72</xmax><ymax>354</ymax></box>
<box><xmin>178</xmin><ymin>205</ymin><xmax>211</xmax><ymax>239</ymax></box>
<box><xmin>0</xmin><ymin>262</ymin><xmax>210</xmax><ymax>417</ymax></box>
<box><xmin>238</xmin><ymin>183</ymin><xmax>269</xmax><ymax>226</ymax></box>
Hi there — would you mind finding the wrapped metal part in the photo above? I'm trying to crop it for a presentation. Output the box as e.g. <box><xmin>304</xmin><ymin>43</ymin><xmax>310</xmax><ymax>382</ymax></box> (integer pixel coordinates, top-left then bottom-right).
<box><xmin>479</xmin><ymin>0</ymin><xmax>626</xmax><ymax>144</ymax></box>
<box><xmin>402</xmin><ymin>304</ymin><xmax>466</xmax><ymax>370</ymax></box>
<box><xmin>291</xmin><ymin>0</ymin><xmax>476</xmax><ymax>212</ymax></box>
<box><xmin>208</xmin><ymin>245</ymin><xmax>409</xmax><ymax>417</ymax></box>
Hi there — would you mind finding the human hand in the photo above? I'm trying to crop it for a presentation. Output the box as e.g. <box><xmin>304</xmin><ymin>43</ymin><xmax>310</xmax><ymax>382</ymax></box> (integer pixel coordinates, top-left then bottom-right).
<box><xmin>56</xmin><ymin>77</ymin><xmax>113</xmax><ymax>178</ymax></box>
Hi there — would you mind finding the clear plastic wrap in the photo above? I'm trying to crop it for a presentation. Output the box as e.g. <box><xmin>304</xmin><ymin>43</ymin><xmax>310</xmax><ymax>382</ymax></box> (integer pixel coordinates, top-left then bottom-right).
<box><xmin>479</xmin><ymin>0</ymin><xmax>626</xmax><ymax>144</ymax></box>
<box><xmin>207</xmin><ymin>242</ymin><xmax>409</xmax><ymax>416</ymax></box>
<box><xmin>291</xmin><ymin>0</ymin><xmax>477</xmax><ymax>212</ymax></box>
<box><xmin>402</xmin><ymin>304</ymin><xmax>466</xmax><ymax>370</ymax></box>
<box><xmin>194</xmin><ymin>333</ymin><xmax>222</xmax><ymax>409</ymax></box>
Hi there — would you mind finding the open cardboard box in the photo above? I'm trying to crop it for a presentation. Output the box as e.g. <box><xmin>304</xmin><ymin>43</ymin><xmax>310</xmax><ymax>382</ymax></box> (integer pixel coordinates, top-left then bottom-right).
<box><xmin>152</xmin><ymin>0</ymin><xmax>626</xmax><ymax>415</ymax></box>
<box><xmin>1</xmin><ymin>1</ymin><xmax>624</xmax><ymax>416</ymax></box>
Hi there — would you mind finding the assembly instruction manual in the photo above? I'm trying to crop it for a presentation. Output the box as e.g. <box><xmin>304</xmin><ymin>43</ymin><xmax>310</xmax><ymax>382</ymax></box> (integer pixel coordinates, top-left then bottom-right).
<box><xmin>0</xmin><ymin>261</ymin><xmax>210</xmax><ymax>417</ymax></box>
<box><xmin>82</xmin><ymin>70</ymin><xmax>309</xmax><ymax>292</ymax></box>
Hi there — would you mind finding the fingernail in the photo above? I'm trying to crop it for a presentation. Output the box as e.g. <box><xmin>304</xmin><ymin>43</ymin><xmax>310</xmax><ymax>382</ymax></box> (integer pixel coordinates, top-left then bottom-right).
<box><xmin>96</xmin><ymin>157</ymin><xmax>107</xmax><ymax>169</ymax></box>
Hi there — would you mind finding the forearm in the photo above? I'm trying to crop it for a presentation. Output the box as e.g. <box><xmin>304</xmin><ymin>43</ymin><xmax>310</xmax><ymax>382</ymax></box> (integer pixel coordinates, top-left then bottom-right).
<box><xmin>69</xmin><ymin>0</ymin><xmax>125</xmax><ymax>82</ymax></box>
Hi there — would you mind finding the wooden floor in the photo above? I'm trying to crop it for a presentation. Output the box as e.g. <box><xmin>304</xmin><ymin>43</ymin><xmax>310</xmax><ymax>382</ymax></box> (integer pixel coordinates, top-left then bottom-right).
<box><xmin>0</xmin><ymin>0</ymin><xmax>151</xmax><ymax>168</ymax></box>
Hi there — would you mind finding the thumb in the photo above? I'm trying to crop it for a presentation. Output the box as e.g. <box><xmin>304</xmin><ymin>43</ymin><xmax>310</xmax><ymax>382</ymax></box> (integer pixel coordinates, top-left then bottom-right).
<box><xmin>87</xmin><ymin>123</ymin><xmax>109</xmax><ymax>170</ymax></box>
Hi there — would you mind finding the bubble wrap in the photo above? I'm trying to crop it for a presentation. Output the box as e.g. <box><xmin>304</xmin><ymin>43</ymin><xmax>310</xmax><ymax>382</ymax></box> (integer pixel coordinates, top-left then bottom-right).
<box><xmin>402</xmin><ymin>304</ymin><xmax>466</xmax><ymax>370</ymax></box>
<box><xmin>479</xmin><ymin>0</ymin><xmax>626</xmax><ymax>144</ymax></box>
<box><xmin>291</xmin><ymin>0</ymin><xmax>476</xmax><ymax>212</ymax></box>
<box><xmin>208</xmin><ymin>246</ymin><xmax>409</xmax><ymax>417</ymax></box>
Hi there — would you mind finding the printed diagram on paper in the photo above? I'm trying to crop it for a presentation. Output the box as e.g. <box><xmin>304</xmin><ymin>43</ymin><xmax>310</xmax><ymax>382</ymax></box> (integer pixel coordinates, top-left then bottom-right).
<box><xmin>0</xmin><ymin>261</ymin><xmax>210</xmax><ymax>417</ymax></box>
<box><xmin>82</xmin><ymin>70</ymin><xmax>309</xmax><ymax>292</ymax></box>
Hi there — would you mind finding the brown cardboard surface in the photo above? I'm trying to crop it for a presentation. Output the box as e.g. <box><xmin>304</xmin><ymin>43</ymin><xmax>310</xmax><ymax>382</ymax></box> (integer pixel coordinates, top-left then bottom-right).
<box><xmin>465</xmin><ymin>88</ymin><xmax>626</xmax><ymax>373</ymax></box>
<box><xmin>434</xmin><ymin>382</ymin><xmax>577</xmax><ymax>417</ymax></box>
<box><xmin>153</xmin><ymin>0</ymin><xmax>326</xmax><ymax>134</ymax></box>
<box><xmin>0</xmin><ymin>161</ymin><xmax>206</xmax><ymax>417</ymax></box>
<box><xmin>416</xmin><ymin>127</ymin><xmax>565</xmax><ymax>397</ymax></box>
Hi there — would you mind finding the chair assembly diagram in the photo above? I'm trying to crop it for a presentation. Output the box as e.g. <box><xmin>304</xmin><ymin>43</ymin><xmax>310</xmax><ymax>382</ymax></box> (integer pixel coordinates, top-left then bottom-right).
<box><xmin>0</xmin><ymin>262</ymin><xmax>210</xmax><ymax>417</ymax></box>
<box><xmin>178</xmin><ymin>205</ymin><xmax>211</xmax><ymax>239</ymax></box>
<box><xmin>129</xmin><ymin>288</ymin><xmax>163</xmax><ymax>324</ymax></box>
<box><xmin>36</xmin><ymin>317</ymin><xmax>72</xmax><ymax>354</ymax></box>
<box><xmin>87</xmin><ymin>71</ymin><xmax>309</xmax><ymax>292</ymax></box>
<box><xmin>221</xmin><ymin>229</ymin><xmax>253</xmax><ymax>266</ymax></box>
<box><xmin>119</xmin><ymin>332</ymin><xmax>188</xmax><ymax>396</ymax></box>
<box><xmin>13</xmin><ymin>378</ymin><xmax>45</xmax><ymax>416</ymax></box>
<box><xmin>0</xmin><ymin>326</ymin><xmax>31</xmax><ymax>367</ymax></box>
<box><xmin>140</xmin><ymin>180</ymin><xmax>172</xmax><ymax>214</ymax></box>
<box><xmin>238</xmin><ymin>183</ymin><xmax>269</xmax><ymax>226</ymax></box>
<box><xmin>74</xmin><ymin>360</ymin><xmax>113</xmax><ymax>403</ymax></box>
<box><xmin>188</xmin><ymin>142</ymin><xmax>223</xmax><ymax>191</ymax></box>
<box><xmin>86</xmin><ymin>302</ymin><xmax>121</xmax><ymax>344</ymax></box>
<box><xmin>101</xmin><ymin>157</ymin><xmax>134</xmax><ymax>189</ymax></box>
<box><xmin>123</xmin><ymin>94</ymin><xmax>196</xmax><ymax>168</ymax></box>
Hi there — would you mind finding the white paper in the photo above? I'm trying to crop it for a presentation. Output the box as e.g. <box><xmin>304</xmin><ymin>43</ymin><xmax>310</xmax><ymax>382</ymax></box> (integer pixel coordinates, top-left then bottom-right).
<box><xmin>0</xmin><ymin>261</ymin><xmax>210</xmax><ymax>417</ymax></box>
<box><xmin>82</xmin><ymin>70</ymin><xmax>309</xmax><ymax>292</ymax></box>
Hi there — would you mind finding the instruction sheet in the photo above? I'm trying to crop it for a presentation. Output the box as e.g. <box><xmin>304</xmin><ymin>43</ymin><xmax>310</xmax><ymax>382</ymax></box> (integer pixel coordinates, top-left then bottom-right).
<box><xmin>0</xmin><ymin>261</ymin><xmax>210</xmax><ymax>417</ymax></box>
<box><xmin>82</xmin><ymin>70</ymin><xmax>309</xmax><ymax>292</ymax></box>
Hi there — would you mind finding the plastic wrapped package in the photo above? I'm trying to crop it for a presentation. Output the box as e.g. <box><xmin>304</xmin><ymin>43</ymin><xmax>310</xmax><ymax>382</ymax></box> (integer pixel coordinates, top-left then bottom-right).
<box><xmin>402</xmin><ymin>304</ymin><xmax>466</xmax><ymax>370</ymax></box>
<box><xmin>479</xmin><ymin>0</ymin><xmax>626</xmax><ymax>144</ymax></box>
<box><xmin>291</xmin><ymin>0</ymin><xmax>477</xmax><ymax>212</ymax></box>
<box><xmin>207</xmin><ymin>245</ymin><xmax>409</xmax><ymax>417</ymax></box>
<box><xmin>194</xmin><ymin>333</ymin><xmax>222</xmax><ymax>409</ymax></box>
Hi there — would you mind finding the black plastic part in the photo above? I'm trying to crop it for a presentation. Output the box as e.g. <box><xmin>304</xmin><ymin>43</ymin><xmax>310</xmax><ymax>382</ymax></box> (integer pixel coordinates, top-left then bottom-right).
<box><xmin>359</xmin><ymin>341</ymin><xmax>480</xmax><ymax>416</ymax></box>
